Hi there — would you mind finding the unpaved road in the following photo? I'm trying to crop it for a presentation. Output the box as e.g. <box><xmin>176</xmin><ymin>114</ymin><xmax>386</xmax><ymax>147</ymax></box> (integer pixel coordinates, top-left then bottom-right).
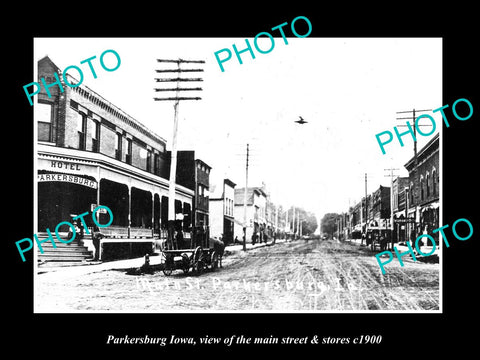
<box><xmin>35</xmin><ymin>239</ymin><xmax>439</xmax><ymax>312</ymax></box>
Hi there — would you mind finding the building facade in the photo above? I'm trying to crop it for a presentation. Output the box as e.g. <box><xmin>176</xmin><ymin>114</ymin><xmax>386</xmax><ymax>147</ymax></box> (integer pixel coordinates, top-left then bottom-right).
<box><xmin>233</xmin><ymin>187</ymin><xmax>267</xmax><ymax>243</ymax></box>
<box><xmin>161</xmin><ymin>151</ymin><xmax>211</xmax><ymax>234</ymax></box>
<box><xmin>209</xmin><ymin>178</ymin><xmax>236</xmax><ymax>244</ymax></box>
<box><xmin>370</xmin><ymin>185</ymin><xmax>391</xmax><ymax>228</ymax></box>
<box><xmin>392</xmin><ymin>176</ymin><xmax>409</xmax><ymax>243</ymax></box>
<box><xmin>36</xmin><ymin>56</ymin><xmax>194</xmax><ymax>260</ymax></box>
<box><xmin>404</xmin><ymin>133</ymin><xmax>440</xmax><ymax>243</ymax></box>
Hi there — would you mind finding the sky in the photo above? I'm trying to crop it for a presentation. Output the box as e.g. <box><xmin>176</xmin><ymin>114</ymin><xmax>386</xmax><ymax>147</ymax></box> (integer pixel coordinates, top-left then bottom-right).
<box><xmin>34</xmin><ymin>37</ymin><xmax>442</xmax><ymax>221</ymax></box>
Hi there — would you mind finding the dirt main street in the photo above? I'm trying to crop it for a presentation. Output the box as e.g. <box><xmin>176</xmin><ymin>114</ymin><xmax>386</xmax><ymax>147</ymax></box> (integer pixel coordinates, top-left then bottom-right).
<box><xmin>35</xmin><ymin>239</ymin><xmax>440</xmax><ymax>312</ymax></box>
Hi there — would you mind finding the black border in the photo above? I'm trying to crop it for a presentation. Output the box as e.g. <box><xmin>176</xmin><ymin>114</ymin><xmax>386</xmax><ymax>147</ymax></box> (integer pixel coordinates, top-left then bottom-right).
<box><xmin>8</xmin><ymin>4</ymin><xmax>479</xmax><ymax>356</ymax></box>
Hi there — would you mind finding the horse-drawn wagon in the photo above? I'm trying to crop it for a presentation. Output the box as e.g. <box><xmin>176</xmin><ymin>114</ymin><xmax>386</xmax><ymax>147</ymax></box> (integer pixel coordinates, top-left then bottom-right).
<box><xmin>366</xmin><ymin>227</ymin><xmax>392</xmax><ymax>251</ymax></box>
<box><xmin>161</xmin><ymin>228</ymin><xmax>223</xmax><ymax>276</ymax></box>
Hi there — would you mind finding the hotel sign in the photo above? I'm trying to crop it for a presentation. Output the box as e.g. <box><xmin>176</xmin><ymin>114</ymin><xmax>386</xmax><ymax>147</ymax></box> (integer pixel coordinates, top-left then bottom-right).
<box><xmin>38</xmin><ymin>173</ymin><xmax>98</xmax><ymax>189</ymax></box>
<box><xmin>49</xmin><ymin>160</ymin><xmax>82</xmax><ymax>171</ymax></box>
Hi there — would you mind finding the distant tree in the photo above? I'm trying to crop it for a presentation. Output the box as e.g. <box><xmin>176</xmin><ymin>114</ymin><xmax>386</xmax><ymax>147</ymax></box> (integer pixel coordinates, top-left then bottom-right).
<box><xmin>284</xmin><ymin>206</ymin><xmax>318</xmax><ymax>236</ymax></box>
<box><xmin>321</xmin><ymin>213</ymin><xmax>340</xmax><ymax>239</ymax></box>
<box><xmin>302</xmin><ymin>211</ymin><xmax>318</xmax><ymax>235</ymax></box>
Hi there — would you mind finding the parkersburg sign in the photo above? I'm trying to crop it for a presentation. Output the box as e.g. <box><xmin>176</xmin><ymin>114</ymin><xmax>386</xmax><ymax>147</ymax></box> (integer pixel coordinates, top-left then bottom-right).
<box><xmin>38</xmin><ymin>172</ymin><xmax>98</xmax><ymax>189</ymax></box>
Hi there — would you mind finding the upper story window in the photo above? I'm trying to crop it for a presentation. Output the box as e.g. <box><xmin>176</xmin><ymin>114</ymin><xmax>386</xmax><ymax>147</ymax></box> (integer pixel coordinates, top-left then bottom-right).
<box><xmin>92</xmin><ymin>120</ymin><xmax>100</xmax><ymax>152</ymax></box>
<box><xmin>146</xmin><ymin>150</ymin><xmax>152</xmax><ymax>172</ymax></box>
<box><xmin>126</xmin><ymin>138</ymin><xmax>132</xmax><ymax>165</ymax></box>
<box><xmin>410</xmin><ymin>182</ymin><xmax>414</xmax><ymax>204</ymax></box>
<box><xmin>420</xmin><ymin>175</ymin><xmax>424</xmax><ymax>201</ymax></box>
<box><xmin>36</xmin><ymin>102</ymin><xmax>53</xmax><ymax>142</ymax></box>
<box><xmin>115</xmin><ymin>133</ymin><xmax>122</xmax><ymax>160</ymax></box>
<box><xmin>76</xmin><ymin>111</ymin><xmax>87</xmax><ymax>150</ymax></box>
<box><xmin>153</xmin><ymin>153</ymin><xmax>160</xmax><ymax>175</ymax></box>
<box><xmin>426</xmin><ymin>172</ymin><xmax>430</xmax><ymax>198</ymax></box>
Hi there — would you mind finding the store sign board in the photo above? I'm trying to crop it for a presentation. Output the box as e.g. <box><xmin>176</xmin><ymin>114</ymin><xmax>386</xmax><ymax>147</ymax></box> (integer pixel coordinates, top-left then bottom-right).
<box><xmin>38</xmin><ymin>172</ymin><xmax>98</xmax><ymax>189</ymax></box>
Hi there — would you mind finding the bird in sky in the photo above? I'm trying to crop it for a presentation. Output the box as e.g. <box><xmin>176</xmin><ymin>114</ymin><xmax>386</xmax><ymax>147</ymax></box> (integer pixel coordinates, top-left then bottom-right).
<box><xmin>295</xmin><ymin>116</ymin><xmax>308</xmax><ymax>124</ymax></box>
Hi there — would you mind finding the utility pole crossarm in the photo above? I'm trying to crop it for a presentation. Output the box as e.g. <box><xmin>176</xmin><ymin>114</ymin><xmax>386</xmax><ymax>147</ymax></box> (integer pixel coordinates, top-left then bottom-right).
<box><xmin>155</xmin><ymin>69</ymin><xmax>204</xmax><ymax>73</ymax></box>
<box><xmin>155</xmin><ymin>78</ymin><xmax>203</xmax><ymax>82</ymax></box>
<box><xmin>154</xmin><ymin>97</ymin><xmax>202</xmax><ymax>101</ymax></box>
<box><xmin>157</xmin><ymin>59</ymin><xmax>205</xmax><ymax>64</ymax></box>
<box><xmin>154</xmin><ymin>87</ymin><xmax>203</xmax><ymax>92</ymax></box>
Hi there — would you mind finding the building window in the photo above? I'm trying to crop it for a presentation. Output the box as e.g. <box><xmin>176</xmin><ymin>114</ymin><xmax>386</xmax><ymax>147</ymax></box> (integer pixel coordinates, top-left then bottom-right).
<box><xmin>77</xmin><ymin>112</ymin><xmax>87</xmax><ymax>150</ymax></box>
<box><xmin>92</xmin><ymin>120</ymin><xmax>100</xmax><ymax>152</ymax></box>
<box><xmin>432</xmin><ymin>168</ymin><xmax>437</xmax><ymax>196</ymax></box>
<box><xmin>426</xmin><ymin>172</ymin><xmax>430</xmax><ymax>198</ymax></box>
<box><xmin>410</xmin><ymin>182</ymin><xmax>414</xmax><ymax>204</ymax></box>
<box><xmin>36</xmin><ymin>102</ymin><xmax>53</xmax><ymax>142</ymax></box>
<box><xmin>146</xmin><ymin>150</ymin><xmax>152</xmax><ymax>172</ymax></box>
<box><xmin>115</xmin><ymin>133</ymin><xmax>122</xmax><ymax>160</ymax></box>
<box><xmin>154</xmin><ymin>153</ymin><xmax>160</xmax><ymax>175</ymax></box>
<box><xmin>420</xmin><ymin>176</ymin><xmax>424</xmax><ymax>201</ymax></box>
<box><xmin>126</xmin><ymin>138</ymin><xmax>132</xmax><ymax>165</ymax></box>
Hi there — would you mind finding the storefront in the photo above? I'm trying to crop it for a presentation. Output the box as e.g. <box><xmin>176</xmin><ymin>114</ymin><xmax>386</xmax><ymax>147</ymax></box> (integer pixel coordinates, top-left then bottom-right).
<box><xmin>419</xmin><ymin>202</ymin><xmax>440</xmax><ymax>243</ymax></box>
<box><xmin>37</xmin><ymin>144</ymin><xmax>194</xmax><ymax>242</ymax></box>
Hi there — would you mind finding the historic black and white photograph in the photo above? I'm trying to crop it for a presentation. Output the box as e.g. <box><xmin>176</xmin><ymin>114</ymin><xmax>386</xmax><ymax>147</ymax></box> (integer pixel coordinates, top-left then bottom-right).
<box><xmin>32</xmin><ymin>37</ymin><xmax>442</xmax><ymax>312</ymax></box>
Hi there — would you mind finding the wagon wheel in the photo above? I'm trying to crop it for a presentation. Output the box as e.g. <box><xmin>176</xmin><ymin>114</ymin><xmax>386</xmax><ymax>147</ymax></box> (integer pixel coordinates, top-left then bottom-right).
<box><xmin>192</xmin><ymin>246</ymin><xmax>204</xmax><ymax>275</ymax></box>
<box><xmin>194</xmin><ymin>259</ymin><xmax>205</xmax><ymax>275</ymax></box>
<box><xmin>210</xmin><ymin>251</ymin><xmax>219</xmax><ymax>271</ymax></box>
<box><xmin>162</xmin><ymin>253</ymin><xmax>174</xmax><ymax>276</ymax></box>
<box><xmin>181</xmin><ymin>253</ymin><xmax>190</xmax><ymax>274</ymax></box>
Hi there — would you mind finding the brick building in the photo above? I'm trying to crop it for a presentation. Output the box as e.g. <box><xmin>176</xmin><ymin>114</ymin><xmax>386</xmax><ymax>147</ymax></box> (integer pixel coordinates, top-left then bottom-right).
<box><xmin>36</xmin><ymin>56</ymin><xmax>194</xmax><ymax>262</ymax></box>
<box><xmin>370</xmin><ymin>185</ymin><xmax>391</xmax><ymax>228</ymax></box>
<box><xmin>392</xmin><ymin>176</ymin><xmax>409</xmax><ymax>243</ymax></box>
<box><xmin>161</xmin><ymin>151</ymin><xmax>211</xmax><ymax>233</ymax></box>
<box><xmin>404</xmin><ymin>133</ymin><xmax>440</xmax><ymax>242</ymax></box>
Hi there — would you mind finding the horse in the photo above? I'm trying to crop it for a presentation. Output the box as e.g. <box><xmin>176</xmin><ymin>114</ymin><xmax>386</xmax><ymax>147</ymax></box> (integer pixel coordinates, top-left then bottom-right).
<box><xmin>210</xmin><ymin>237</ymin><xmax>225</xmax><ymax>268</ymax></box>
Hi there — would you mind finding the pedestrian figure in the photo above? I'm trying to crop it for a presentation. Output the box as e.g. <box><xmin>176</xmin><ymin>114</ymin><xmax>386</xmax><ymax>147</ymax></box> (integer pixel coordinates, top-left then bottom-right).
<box><xmin>379</xmin><ymin>233</ymin><xmax>387</xmax><ymax>251</ymax></box>
<box><xmin>176</xmin><ymin>230</ymin><xmax>184</xmax><ymax>249</ymax></box>
<box><xmin>92</xmin><ymin>225</ymin><xmax>105</xmax><ymax>261</ymax></box>
<box><xmin>68</xmin><ymin>220</ymin><xmax>82</xmax><ymax>242</ymax></box>
<box><xmin>410</xmin><ymin>227</ymin><xmax>417</xmax><ymax>255</ymax></box>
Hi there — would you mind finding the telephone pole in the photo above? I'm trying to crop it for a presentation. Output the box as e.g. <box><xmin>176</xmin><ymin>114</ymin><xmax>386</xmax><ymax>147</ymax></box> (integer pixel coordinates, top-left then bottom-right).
<box><xmin>365</xmin><ymin>172</ymin><xmax>368</xmax><ymax>230</ymax></box>
<box><xmin>154</xmin><ymin>58</ymin><xmax>204</xmax><ymax>249</ymax></box>
<box><xmin>384</xmin><ymin>167</ymin><xmax>400</xmax><ymax>250</ymax></box>
<box><xmin>396</xmin><ymin>108</ymin><xmax>432</xmax><ymax>245</ymax></box>
<box><xmin>243</xmin><ymin>143</ymin><xmax>249</xmax><ymax>251</ymax></box>
<box><xmin>396</xmin><ymin>109</ymin><xmax>432</xmax><ymax>170</ymax></box>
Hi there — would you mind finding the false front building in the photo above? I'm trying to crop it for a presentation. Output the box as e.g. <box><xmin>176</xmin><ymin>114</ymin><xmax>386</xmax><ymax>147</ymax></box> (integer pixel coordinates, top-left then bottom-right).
<box><xmin>209</xmin><ymin>178</ymin><xmax>236</xmax><ymax>245</ymax></box>
<box><xmin>234</xmin><ymin>187</ymin><xmax>267</xmax><ymax>243</ymax></box>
